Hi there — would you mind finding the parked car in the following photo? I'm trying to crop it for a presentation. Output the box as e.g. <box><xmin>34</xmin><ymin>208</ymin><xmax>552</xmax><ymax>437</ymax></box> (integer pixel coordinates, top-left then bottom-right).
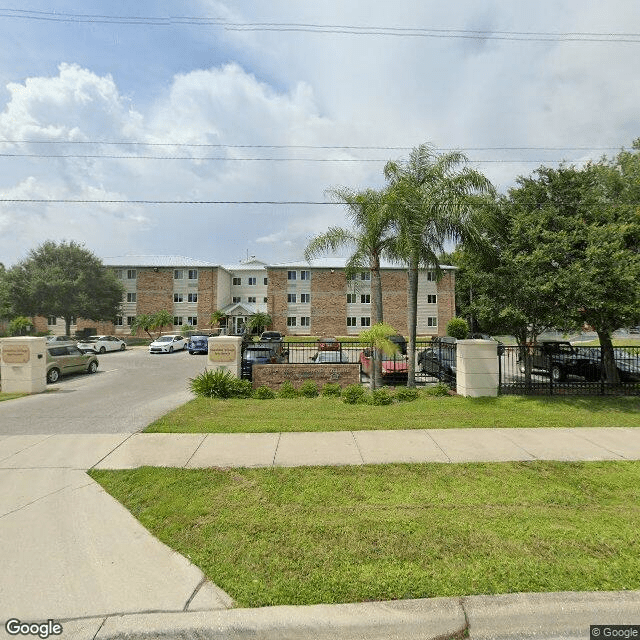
<box><xmin>311</xmin><ymin>351</ymin><xmax>350</xmax><ymax>364</ymax></box>
<box><xmin>582</xmin><ymin>347</ymin><xmax>640</xmax><ymax>383</ymax></box>
<box><xmin>518</xmin><ymin>340</ymin><xmax>595</xmax><ymax>382</ymax></box>
<box><xmin>46</xmin><ymin>345</ymin><xmax>99</xmax><ymax>383</ymax></box>
<box><xmin>46</xmin><ymin>335</ymin><xmax>74</xmax><ymax>345</ymax></box>
<box><xmin>418</xmin><ymin>346</ymin><xmax>457</xmax><ymax>380</ymax></box>
<box><xmin>149</xmin><ymin>334</ymin><xmax>188</xmax><ymax>354</ymax></box>
<box><xmin>187</xmin><ymin>334</ymin><xmax>210</xmax><ymax>355</ymax></box>
<box><xmin>318</xmin><ymin>337</ymin><xmax>340</xmax><ymax>351</ymax></box>
<box><xmin>389</xmin><ymin>334</ymin><xmax>407</xmax><ymax>355</ymax></box>
<box><xmin>77</xmin><ymin>335</ymin><xmax>126</xmax><ymax>354</ymax></box>
<box><xmin>359</xmin><ymin>348</ymin><xmax>408</xmax><ymax>378</ymax></box>
<box><xmin>259</xmin><ymin>331</ymin><xmax>284</xmax><ymax>342</ymax></box>
<box><xmin>241</xmin><ymin>343</ymin><xmax>287</xmax><ymax>379</ymax></box>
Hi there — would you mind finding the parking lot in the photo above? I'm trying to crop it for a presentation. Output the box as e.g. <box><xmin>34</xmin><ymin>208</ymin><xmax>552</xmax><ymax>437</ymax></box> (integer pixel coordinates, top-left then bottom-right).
<box><xmin>0</xmin><ymin>347</ymin><xmax>210</xmax><ymax>435</ymax></box>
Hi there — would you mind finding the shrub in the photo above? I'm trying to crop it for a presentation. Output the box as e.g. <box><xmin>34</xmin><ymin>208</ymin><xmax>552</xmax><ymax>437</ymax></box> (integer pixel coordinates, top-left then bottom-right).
<box><xmin>253</xmin><ymin>385</ymin><xmax>276</xmax><ymax>399</ymax></box>
<box><xmin>189</xmin><ymin>368</ymin><xmax>251</xmax><ymax>399</ymax></box>
<box><xmin>277</xmin><ymin>381</ymin><xmax>298</xmax><ymax>398</ymax></box>
<box><xmin>369</xmin><ymin>388</ymin><xmax>394</xmax><ymax>405</ymax></box>
<box><xmin>446</xmin><ymin>317</ymin><xmax>469</xmax><ymax>340</ymax></box>
<box><xmin>394</xmin><ymin>387</ymin><xmax>420</xmax><ymax>402</ymax></box>
<box><xmin>342</xmin><ymin>384</ymin><xmax>367</xmax><ymax>404</ymax></box>
<box><xmin>425</xmin><ymin>382</ymin><xmax>451</xmax><ymax>397</ymax></box>
<box><xmin>299</xmin><ymin>381</ymin><xmax>319</xmax><ymax>398</ymax></box>
<box><xmin>321</xmin><ymin>383</ymin><xmax>342</xmax><ymax>397</ymax></box>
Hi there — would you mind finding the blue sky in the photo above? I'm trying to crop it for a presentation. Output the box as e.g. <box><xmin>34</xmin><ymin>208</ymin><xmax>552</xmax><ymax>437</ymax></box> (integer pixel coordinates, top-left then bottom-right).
<box><xmin>1</xmin><ymin>1</ymin><xmax>639</xmax><ymax>267</ymax></box>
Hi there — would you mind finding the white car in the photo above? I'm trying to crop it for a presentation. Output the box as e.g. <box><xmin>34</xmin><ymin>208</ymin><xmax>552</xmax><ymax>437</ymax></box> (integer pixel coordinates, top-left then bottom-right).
<box><xmin>149</xmin><ymin>334</ymin><xmax>188</xmax><ymax>354</ymax></box>
<box><xmin>77</xmin><ymin>335</ymin><xmax>126</xmax><ymax>354</ymax></box>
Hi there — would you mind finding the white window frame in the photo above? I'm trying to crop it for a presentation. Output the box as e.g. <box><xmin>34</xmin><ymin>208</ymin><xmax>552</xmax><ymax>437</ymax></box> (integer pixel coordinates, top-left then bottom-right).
<box><xmin>188</xmin><ymin>269</ymin><xmax>198</xmax><ymax>280</ymax></box>
<box><xmin>174</xmin><ymin>269</ymin><xmax>184</xmax><ymax>280</ymax></box>
<box><xmin>360</xmin><ymin>317</ymin><xmax>371</xmax><ymax>327</ymax></box>
<box><xmin>360</xmin><ymin>294</ymin><xmax>371</xmax><ymax>304</ymax></box>
<box><xmin>127</xmin><ymin>293</ymin><xmax>137</xmax><ymax>303</ymax></box>
<box><xmin>187</xmin><ymin>316</ymin><xmax>198</xmax><ymax>326</ymax></box>
<box><xmin>232</xmin><ymin>296</ymin><xmax>241</xmax><ymax>303</ymax></box>
<box><xmin>174</xmin><ymin>316</ymin><xmax>183</xmax><ymax>326</ymax></box>
<box><xmin>232</xmin><ymin>277</ymin><xmax>241</xmax><ymax>286</ymax></box>
<box><xmin>346</xmin><ymin>317</ymin><xmax>357</xmax><ymax>327</ymax></box>
<box><xmin>247</xmin><ymin>277</ymin><xmax>257</xmax><ymax>285</ymax></box>
<box><xmin>188</xmin><ymin>293</ymin><xmax>198</xmax><ymax>303</ymax></box>
<box><xmin>287</xmin><ymin>293</ymin><xmax>297</xmax><ymax>303</ymax></box>
<box><xmin>247</xmin><ymin>296</ymin><xmax>257</xmax><ymax>303</ymax></box>
<box><xmin>427</xmin><ymin>294</ymin><xmax>437</xmax><ymax>304</ymax></box>
<box><xmin>287</xmin><ymin>271</ymin><xmax>297</xmax><ymax>281</ymax></box>
<box><xmin>427</xmin><ymin>316</ymin><xmax>438</xmax><ymax>327</ymax></box>
<box><xmin>127</xmin><ymin>269</ymin><xmax>137</xmax><ymax>280</ymax></box>
<box><xmin>300</xmin><ymin>270</ymin><xmax>311</xmax><ymax>281</ymax></box>
<box><xmin>346</xmin><ymin>293</ymin><xmax>357</xmax><ymax>304</ymax></box>
<box><xmin>300</xmin><ymin>317</ymin><xmax>310</xmax><ymax>327</ymax></box>
<box><xmin>300</xmin><ymin>293</ymin><xmax>310</xmax><ymax>303</ymax></box>
<box><xmin>173</xmin><ymin>293</ymin><xmax>183</xmax><ymax>303</ymax></box>
<box><xmin>287</xmin><ymin>316</ymin><xmax>297</xmax><ymax>327</ymax></box>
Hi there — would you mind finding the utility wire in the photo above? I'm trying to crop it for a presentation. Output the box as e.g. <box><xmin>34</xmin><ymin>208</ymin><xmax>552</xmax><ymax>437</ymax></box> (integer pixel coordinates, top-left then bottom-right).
<box><xmin>0</xmin><ymin>9</ymin><xmax>637</xmax><ymax>43</ymax></box>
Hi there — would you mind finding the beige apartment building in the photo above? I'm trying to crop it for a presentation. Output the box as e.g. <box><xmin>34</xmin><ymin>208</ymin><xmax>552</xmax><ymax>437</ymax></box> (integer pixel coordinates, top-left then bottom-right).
<box><xmin>38</xmin><ymin>255</ymin><xmax>456</xmax><ymax>338</ymax></box>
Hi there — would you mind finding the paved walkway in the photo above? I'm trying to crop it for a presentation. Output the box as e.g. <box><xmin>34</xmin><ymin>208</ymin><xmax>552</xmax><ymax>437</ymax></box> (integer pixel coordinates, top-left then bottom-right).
<box><xmin>1</xmin><ymin>427</ymin><xmax>640</xmax><ymax>639</ymax></box>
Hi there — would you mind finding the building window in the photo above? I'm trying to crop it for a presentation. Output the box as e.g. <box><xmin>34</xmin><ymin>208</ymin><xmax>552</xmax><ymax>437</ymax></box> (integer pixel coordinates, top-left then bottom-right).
<box><xmin>232</xmin><ymin>277</ymin><xmax>241</xmax><ymax>285</ymax></box>
<box><xmin>348</xmin><ymin>273</ymin><xmax>357</xmax><ymax>281</ymax></box>
<box><xmin>174</xmin><ymin>317</ymin><xmax>183</xmax><ymax>326</ymax></box>
<box><xmin>287</xmin><ymin>271</ymin><xmax>297</xmax><ymax>281</ymax></box>
<box><xmin>301</xmin><ymin>317</ymin><xmax>310</xmax><ymax>327</ymax></box>
<box><xmin>127</xmin><ymin>293</ymin><xmax>137</xmax><ymax>303</ymax></box>
<box><xmin>47</xmin><ymin>316</ymin><xmax>56</xmax><ymax>326</ymax></box>
<box><xmin>173</xmin><ymin>293</ymin><xmax>183</xmax><ymax>303</ymax></box>
<box><xmin>360</xmin><ymin>272</ymin><xmax>370</xmax><ymax>281</ymax></box>
<box><xmin>174</xmin><ymin>269</ymin><xmax>183</xmax><ymax>280</ymax></box>
<box><xmin>360</xmin><ymin>294</ymin><xmax>370</xmax><ymax>304</ymax></box>
<box><xmin>346</xmin><ymin>293</ymin><xmax>356</xmax><ymax>304</ymax></box>
<box><xmin>300</xmin><ymin>270</ymin><xmax>311</xmax><ymax>281</ymax></box>
<box><xmin>247</xmin><ymin>296</ymin><xmax>256</xmax><ymax>303</ymax></box>
<box><xmin>287</xmin><ymin>317</ymin><xmax>297</xmax><ymax>327</ymax></box>
<box><xmin>263</xmin><ymin>297</ymin><xmax>268</xmax><ymax>303</ymax></box>
<box><xmin>248</xmin><ymin>277</ymin><xmax>257</xmax><ymax>285</ymax></box>
<box><xmin>188</xmin><ymin>269</ymin><xmax>198</xmax><ymax>280</ymax></box>
<box><xmin>300</xmin><ymin>293</ymin><xmax>310</xmax><ymax>303</ymax></box>
<box><xmin>427</xmin><ymin>271</ymin><xmax>436</xmax><ymax>282</ymax></box>
<box><xmin>127</xmin><ymin>269</ymin><xmax>137</xmax><ymax>280</ymax></box>
<box><xmin>427</xmin><ymin>294</ymin><xmax>437</xmax><ymax>304</ymax></box>
<box><xmin>427</xmin><ymin>317</ymin><xmax>438</xmax><ymax>327</ymax></box>
<box><xmin>360</xmin><ymin>317</ymin><xmax>371</xmax><ymax>327</ymax></box>
<box><xmin>114</xmin><ymin>269</ymin><xmax>123</xmax><ymax>279</ymax></box>
<box><xmin>187</xmin><ymin>316</ymin><xmax>197</xmax><ymax>326</ymax></box>
<box><xmin>264</xmin><ymin>277</ymin><xmax>268</xmax><ymax>285</ymax></box>
<box><xmin>114</xmin><ymin>316</ymin><xmax>123</xmax><ymax>326</ymax></box>
<box><xmin>346</xmin><ymin>317</ymin><xmax>357</xmax><ymax>327</ymax></box>
<box><xmin>287</xmin><ymin>293</ymin><xmax>297</xmax><ymax>303</ymax></box>
<box><xmin>127</xmin><ymin>316</ymin><xmax>136</xmax><ymax>326</ymax></box>
<box><xmin>232</xmin><ymin>296</ymin><xmax>241</xmax><ymax>303</ymax></box>
<box><xmin>188</xmin><ymin>293</ymin><xmax>198</xmax><ymax>303</ymax></box>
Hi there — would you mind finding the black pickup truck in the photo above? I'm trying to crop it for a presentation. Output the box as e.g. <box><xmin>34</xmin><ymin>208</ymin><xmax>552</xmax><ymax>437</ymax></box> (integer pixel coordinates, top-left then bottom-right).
<box><xmin>520</xmin><ymin>340</ymin><xmax>597</xmax><ymax>382</ymax></box>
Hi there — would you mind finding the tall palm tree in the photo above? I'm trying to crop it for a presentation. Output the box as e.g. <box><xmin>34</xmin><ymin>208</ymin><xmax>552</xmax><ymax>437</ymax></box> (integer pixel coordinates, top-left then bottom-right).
<box><xmin>384</xmin><ymin>144</ymin><xmax>496</xmax><ymax>387</ymax></box>
<box><xmin>304</xmin><ymin>187</ymin><xmax>393</xmax><ymax>326</ymax></box>
<box><xmin>304</xmin><ymin>187</ymin><xmax>394</xmax><ymax>389</ymax></box>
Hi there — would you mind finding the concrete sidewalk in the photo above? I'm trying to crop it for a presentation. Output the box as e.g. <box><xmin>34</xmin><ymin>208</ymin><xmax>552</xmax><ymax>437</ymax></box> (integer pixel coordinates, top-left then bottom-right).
<box><xmin>2</xmin><ymin>427</ymin><xmax>640</xmax><ymax>638</ymax></box>
<box><xmin>2</xmin><ymin>426</ymin><xmax>640</xmax><ymax>471</ymax></box>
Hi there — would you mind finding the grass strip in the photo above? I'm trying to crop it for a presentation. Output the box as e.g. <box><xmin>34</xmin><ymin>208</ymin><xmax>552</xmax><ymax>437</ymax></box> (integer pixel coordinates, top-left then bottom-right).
<box><xmin>0</xmin><ymin>392</ymin><xmax>29</xmax><ymax>402</ymax></box>
<box><xmin>145</xmin><ymin>394</ymin><xmax>640</xmax><ymax>433</ymax></box>
<box><xmin>90</xmin><ymin>461</ymin><xmax>640</xmax><ymax>608</ymax></box>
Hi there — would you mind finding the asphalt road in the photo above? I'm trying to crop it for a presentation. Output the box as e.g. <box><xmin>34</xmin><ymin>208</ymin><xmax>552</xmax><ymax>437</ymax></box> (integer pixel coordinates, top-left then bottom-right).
<box><xmin>0</xmin><ymin>347</ymin><xmax>209</xmax><ymax>435</ymax></box>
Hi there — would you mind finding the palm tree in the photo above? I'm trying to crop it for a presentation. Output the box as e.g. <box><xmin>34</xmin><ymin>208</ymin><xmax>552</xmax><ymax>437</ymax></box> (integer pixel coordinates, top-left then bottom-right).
<box><xmin>384</xmin><ymin>144</ymin><xmax>496</xmax><ymax>386</ymax></box>
<box><xmin>246</xmin><ymin>312</ymin><xmax>272</xmax><ymax>335</ymax></box>
<box><xmin>304</xmin><ymin>187</ymin><xmax>395</xmax><ymax>389</ymax></box>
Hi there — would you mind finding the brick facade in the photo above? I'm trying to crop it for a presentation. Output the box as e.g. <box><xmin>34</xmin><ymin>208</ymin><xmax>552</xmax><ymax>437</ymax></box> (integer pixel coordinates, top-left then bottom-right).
<box><xmin>436</xmin><ymin>270</ymin><xmax>456</xmax><ymax>337</ymax></box>
<box><xmin>197</xmin><ymin>268</ymin><xmax>218</xmax><ymax>328</ymax></box>
<box><xmin>266</xmin><ymin>269</ymin><xmax>289</xmax><ymax>335</ymax></box>
<box><xmin>379</xmin><ymin>271</ymin><xmax>408</xmax><ymax>335</ymax></box>
<box><xmin>310</xmin><ymin>269</ymin><xmax>347</xmax><ymax>336</ymax></box>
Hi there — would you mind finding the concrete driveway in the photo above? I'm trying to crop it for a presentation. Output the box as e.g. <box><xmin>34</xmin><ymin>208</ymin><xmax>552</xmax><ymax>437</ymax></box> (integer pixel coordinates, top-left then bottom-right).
<box><xmin>0</xmin><ymin>347</ymin><xmax>208</xmax><ymax>435</ymax></box>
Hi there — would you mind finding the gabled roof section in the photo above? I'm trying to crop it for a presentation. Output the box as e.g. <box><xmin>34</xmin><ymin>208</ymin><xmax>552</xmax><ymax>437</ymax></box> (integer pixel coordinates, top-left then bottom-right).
<box><xmin>219</xmin><ymin>302</ymin><xmax>259</xmax><ymax>316</ymax></box>
<box><xmin>103</xmin><ymin>255</ymin><xmax>218</xmax><ymax>268</ymax></box>
<box><xmin>266</xmin><ymin>257</ymin><xmax>455</xmax><ymax>270</ymax></box>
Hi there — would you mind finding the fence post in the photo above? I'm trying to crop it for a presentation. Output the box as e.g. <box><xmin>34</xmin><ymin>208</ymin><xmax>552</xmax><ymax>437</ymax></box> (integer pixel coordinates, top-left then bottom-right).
<box><xmin>456</xmin><ymin>339</ymin><xmax>499</xmax><ymax>397</ymax></box>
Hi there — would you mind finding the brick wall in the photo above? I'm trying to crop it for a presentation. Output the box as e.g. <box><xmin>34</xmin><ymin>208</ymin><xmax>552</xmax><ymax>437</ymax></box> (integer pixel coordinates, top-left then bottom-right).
<box><xmin>134</xmin><ymin>269</ymin><xmax>173</xmax><ymax>336</ymax></box>
<box><xmin>197</xmin><ymin>268</ymin><xmax>217</xmax><ymax>329</ymax></box>
<box><xmin>310</xmin><ymin>270</ymin><xmax>347</xmax><ymax>336</ymax></box>
<box><xmin>266</xmin><ymin>269</ymin><xmax>288</xmax><ymax>335</ymax></box>
<box><xmin>436</xmin><ymin>270</ymin><xmax>456</xmax><ymax>337</ymax></box>
<box><xmin>379</xmin><ymin>271</ymin><xmax>408</xmax><ymax>335</ymax></box>
<box><xmin>252</xmin><ymin>363</ymin><xmax>360</xmax><ymax>390</ymax></box>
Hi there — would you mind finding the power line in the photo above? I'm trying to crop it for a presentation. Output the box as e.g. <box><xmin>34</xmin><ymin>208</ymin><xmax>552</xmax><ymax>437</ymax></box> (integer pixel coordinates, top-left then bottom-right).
<box><xmin>0</xmin><ymin>9</ymin><xmax>638</xmax><ymax>43</ymax></box>
<box><xmin>0</xmin><ymin>140</ymin><xmax>624</xmax><ymax>152</ymax></box>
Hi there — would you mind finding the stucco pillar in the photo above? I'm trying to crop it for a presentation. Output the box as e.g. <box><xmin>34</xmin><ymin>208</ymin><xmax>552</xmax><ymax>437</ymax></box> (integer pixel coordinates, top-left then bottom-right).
<box><xmin>0</xmin><ymin>337</ymin><xmax>47</xmax><ymax>394</ymax></box>
<box><xmin>207</xmin><ymin>336</ymin><xmax>243</xmax><ymax>377</ymax></box>
<box><xmin>456</xmin><ymin>339</ymin><xmax>499</xmax><ymax>397</ymax></box>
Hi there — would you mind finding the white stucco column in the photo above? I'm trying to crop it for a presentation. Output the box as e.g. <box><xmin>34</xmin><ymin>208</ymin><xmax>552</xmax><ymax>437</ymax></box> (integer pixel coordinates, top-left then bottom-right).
<box><xmin>456</xmin><ymin>339</ymin><xmax>499</xmax><ymax>397</ymax></box>
<box><xmin>0</xmin><ymin>337</ymin><xmax>47</xmax><ymax>394</ymax></box>
<box><xmin>207</xmin><ymin>336</ymin><xmax>243</xmax><ymax>377</ymax></box>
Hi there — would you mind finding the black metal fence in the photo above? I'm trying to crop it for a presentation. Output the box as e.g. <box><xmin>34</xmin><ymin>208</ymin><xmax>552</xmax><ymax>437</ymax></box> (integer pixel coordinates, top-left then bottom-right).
<box><xmin>241</xmin><ymin>339</ymin><xmax>456</xmax><ymax>388</ymax></box>
<box><xmin>499</xmin><ymin>344</ymin><xmax>640</xmax><ymax>396</ymax></box>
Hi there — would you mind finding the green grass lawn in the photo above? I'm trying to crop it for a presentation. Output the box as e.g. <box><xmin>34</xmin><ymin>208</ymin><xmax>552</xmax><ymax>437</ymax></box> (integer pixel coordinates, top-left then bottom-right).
<box><xmin>145</xmin><ymin>394</ymin><xmax>640</xmax><ymax>433</ymax></box>
<box><xmin>90</xmin><ymin>461</ymin><xmax>640</xmax><ymax>608</ymax></box>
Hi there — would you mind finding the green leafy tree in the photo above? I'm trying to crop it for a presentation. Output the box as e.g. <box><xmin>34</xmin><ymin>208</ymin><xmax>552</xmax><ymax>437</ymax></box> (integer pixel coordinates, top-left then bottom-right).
<box><xmin>8</xmin><ymin>316</ymin><xmax>34</xmax><ymax>336</ymax></box>
<box><xmin>446</xmin><ymin>317</ymin><xmax>469</xmax><ymax>340</ymax></box>
<box><xmin>384</xmin><ymin>144</ymin><xmax>496</xmax><ymax>386</ymax></box>
<box><xmin>359</xmin><ymin>321</ymin><xmax>400</xmax><ymax>390</ymax></box>
<box><xmin>0</xmin><ymin>263</ymin><xmax>13</xmax><ymax>320</ymax></box>
<box><xmin>210</xmin><ymin>310</ymin><xmax>228</xmax><ymax>332</ymax></box>
<box><xmin>6</xmin><ymin>241</ymin><xmax>124</xmax><ymax>336</ymax></box>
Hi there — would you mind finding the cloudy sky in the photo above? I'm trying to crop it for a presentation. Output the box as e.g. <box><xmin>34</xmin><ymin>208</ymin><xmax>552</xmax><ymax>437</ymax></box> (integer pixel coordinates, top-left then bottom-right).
<box><xmin>0</xmin><ymin>1</ymin><xmax>638</xmax><ymax>267</ymax></box>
